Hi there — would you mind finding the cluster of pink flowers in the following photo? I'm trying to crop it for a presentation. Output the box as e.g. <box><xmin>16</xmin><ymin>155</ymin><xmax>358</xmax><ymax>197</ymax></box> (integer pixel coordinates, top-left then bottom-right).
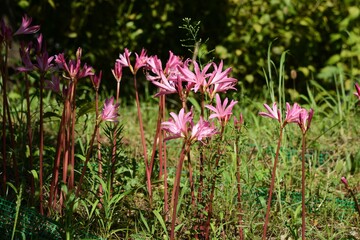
<box><xmin>113</xmin><ymin>48</ymin><xmax>237</xmax><ymax>100</ymax></box>
<box><xmin>6</xmin><ymin>15</ymin><xmax>119</xmax><ymax>123</ymax></box>
<box><xmin>161</xmin><ymin>108</ymin><xmax>217</xmax><ymax>143</ymax></box>
<box><xmin>259</xmin><ymin>102</ymin><xmax>314</xmax><ymax>134</ymax></box>
<box><xmin>111</xmin><ymin>48</ymin><xmax>240</xmax><ymax>143</ymax></box>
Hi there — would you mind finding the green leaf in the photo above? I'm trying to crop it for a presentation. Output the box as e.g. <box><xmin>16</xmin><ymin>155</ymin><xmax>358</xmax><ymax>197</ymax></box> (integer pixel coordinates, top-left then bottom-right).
<box><xmin>78</xmin><ymin>101</ymin><xmax>96</xmax><ymax>117</ymax></box>
<box><xmin>153</xmin><ymin>210</ymin><xmax>169</xmax><ymax>238</ymax></box>
<box><xmin>18</xmin><ymin>0</ymin><xmax>30</xmax><ymax>8</ymax></box>
<box><xmin>48</xmin><ymin>0</ymin><xmax>56</xmax><ymax>8</ymax></box>
<box><xmin>348</xmin><ymin>6</ymin><xmax>360</xmax><ymax>20</ymax></box>
<box><xmin>326</xmin><ymin>54</ymin><xmax>340</xmax><ymax>65</ymax></box>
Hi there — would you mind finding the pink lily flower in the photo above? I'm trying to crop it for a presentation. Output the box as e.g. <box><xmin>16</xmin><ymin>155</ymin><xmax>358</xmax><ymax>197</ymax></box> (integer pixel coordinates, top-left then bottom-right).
<box><xmin>205</xmin><ymin>93</ymin><xmax>238</xmax><ymax>125</ymax></box>
<box><xmin>164</xmin><ymin>51</ymin><xmax>183</xmax><ymax>78</ymax></box>
<box><xmin>178</xmin><ymin>60</ymin><xmax>212</xmax><ymax>93</ymax></box>
<box><xmin>35</xmin><ymin>34</ymin><xmax>43</xmax><ymax>54</ymax></box>
<box><xmin>101</xmin><ymin>97</ymin><xmax>120</xmax><ymax>122</ymax></box>
<box><xmin>111</xmin><ymin>61</ymin><xmax>123</xmax><ymax>82</ymax></box>
<box><xmin>90</xmin><ymin>71</ymin><xmax>102</xmax><ymax>90</ymax></box>
<box><xmin>117</xmin><ymin>48</ymin><xmax>133</xmax><ymax>74</ymax></box>
<box><xmin>208</xmin><ymin>81</ymin><xmax>237</xmax><ymax>100</ymax></box>
<box><xmin>355</xmin><ymin>83</ymin><xmax>360</xmax><ymax>100</ymax></box>
<box><xmin>146</xmin><ymin>55</ymin><xmax>163</xmax><ymax>81</ymax></box>
<box><xmin>55</xmin><ymin>48</ymin><xmax>94</xmax><ymax>80</ymax></box>
<box><xmin>152</xmin><ymin>72</ymin><xmax>178</xmax><ymax>97</ymax></box>
<box><xmin>35</xmin><ymin>51</ymin><xmax>54</xmax><ymax>73</ymax></box>
<box><xmin>161</xmin><ymin>108</ymin><xmax>193</xmax><ymax>141</ymax></box>
<box><xmin>207</xmin><ymin>60</ymin><xmax>237</xmax><ymax>88</ymax></box>
<box><xmin>284</xmin><ymin>102</ymin><xmax>303</xmax><ymax>125</ymax></box>
<box><xmin>134</xmin><ymin>48</ymin><xmax>148</xmax><ymax>74</ymax></box>
<box><xmin>13</xmin><ymin>15</ymin><xmax>40</xmax><ymax>36</ymax></box>
<box><xmin>341</xmin><ymin>177</ymin><xmax>349</xmax><ymax>188</ymax></box>
<box><xmin>259</xmin><ymin>102</ymin><xmax>281</xmax><ymax>123</ymax></box>
<box><xmin>298</xmin><ymin>108</ymin><xmax>314</xmax><ymax>134</ymax></box>
<box><xmin>190</xmin><ymin>117</ymin><xmax>218</xmax><ymax>143</ymax></box>
<box><xmin>18</xmin><ymin>43</ymin><xmax>34</xmax><ymax>72</ymax></box>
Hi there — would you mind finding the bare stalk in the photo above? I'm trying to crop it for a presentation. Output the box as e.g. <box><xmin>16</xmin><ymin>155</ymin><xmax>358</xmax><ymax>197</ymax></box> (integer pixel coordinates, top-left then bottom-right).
<box><xmin>235</xmin><ymin>134</ymin><xmax>244</xmax><ymax>240</ymax></box>
<box><xmin>262</xmin><ymin>126</ymin><xmax>284</xmax><ymax>240</ymax></box>
<box><xmin>39</xmin><ymin>72</ymin><xmax>45</xmax><ymax>215</ymax></box>
<box><xmin>170</xmin><ymin>141</ymin><xmax>191</xmax><ymax>240</ymax></box>
<box><xmin>301</xmin><ymin>133</ymin><xmax>306</xmax><ymax>240</ymax></box>
<box><xmin>133</xmin><ymin>74</ymin><xmax>152</xmax><ymax>201</ymax></box>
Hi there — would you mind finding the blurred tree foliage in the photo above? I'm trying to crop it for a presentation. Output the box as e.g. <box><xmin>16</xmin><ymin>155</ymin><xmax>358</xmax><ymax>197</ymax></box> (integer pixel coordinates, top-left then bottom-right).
<box><xmin>1</xmin><ymin>0</ymin><xmax>359</xmax><ymax>98</ymax></box>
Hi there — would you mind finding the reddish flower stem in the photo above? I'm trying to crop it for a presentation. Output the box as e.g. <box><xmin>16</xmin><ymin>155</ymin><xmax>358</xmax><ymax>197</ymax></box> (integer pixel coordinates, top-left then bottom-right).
<box><xmin>170</xmin><ymin>141</ymin><xmax>191</xmax><ymax>240</ymax></box>
<box><xmin>68</xmin><ymin>78</ymin><xmax>78</xmax><ymax>190</ymax></box>
<box><xmin>49</xmin><ymin>110</ymin><xmax>65</xmax><ymax>211</ymax></box>
<box><xmin>235</xmin><ymin>134</ymin><xmax>244</xmax><ymax>240</ymax></box>
<box><xmin>133</xmin><ymin>74</ymin><xmax>152</xmax><ymax>202</ymax></box>
<box><xmin>24</xmin><ymin>72</ymin><xmax>35</xmax><ymax>198</ymax></box>
<box><xmin>1</xmin><ymin>45</ymin><xmax>8</xmax><ymax>194</ymax></box>
<box><xmin>39</xmin><ymin>72</ymin><xmax>45</xmax><ymax>215</ymax></box>
<box><xmin>95</xmin><ymin>90</ymin><xmax>103</xmax><ymax>199</ymax></box>
<box><xmin>301</xmin><ymin>133</ymin><xmax>306</xmax><ymax>240</ymax></box>
<box><xmin>262</xmin><ymin>126</ymin><xmax>284</xmax><ymax>240</ymax></box>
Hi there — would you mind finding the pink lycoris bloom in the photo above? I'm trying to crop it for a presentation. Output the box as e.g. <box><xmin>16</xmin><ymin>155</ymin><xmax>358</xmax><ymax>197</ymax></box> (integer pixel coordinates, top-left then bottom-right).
<box><xmin>35</xmin><ymin>51</ymin><xmax>54</xmax><ymax>73</ymax></box>
<box><xmin>164</xmin><ymin>51</ymin><xmax>183</xmax><ymax>80</ymax></box>
<box><xmin>146</xmin><ymin>55</ymin><xmax>163</xmax><ymax>81</ymax></box>
<box><xmin>117</xmin><ymin>48</ymin><xmax>133</xmax><ymax>73</ymax></box>
<box><xmin>259</xmin><ymin>102</ymin><xmax>281</xmax><ymax>123</ymax></box>
<box><xmin>90</xmin><ymin>71</ymin><xmax>102</xmax><ymax>90</ymax></box>
<box><xmin>35</xmin><ymin>34</ymin><xmax>43</xmax><ymax>54</ymax></box>
<box><xmin>55</xmin><ymin>48</ymin><xmax>94</xmax><ymax>80</ymax></box>
<box><xmin>207</xmin><ymin>61</ymin><xmax>237</xmax><ymax>88</ymax></box>
<box><xmin>161</xmin><ymin>108</ymin><xmax>218</xmax><ymax>143</ymax></box>
<box><xmin>208</xmin><ymin>81</ymin><xmax>237</xmax><ymax>101</ymax></box>
<box><xmin>190</xmin><ymin>117</ymin><xmax>218</xmax><ymax>143</ymax></box>
<box><xmin>152</xmin><ymin>72</ymin><xmax>178</xmax><ymax>97</ymax></box>
<box><xmin>284</xmin><ymin>102</ymin><xmax>303</xmax><ymax>125</ymax></box>
<box><xmin>18</xmin><ymin>43</ymin><xmax>34</xmax><ymax>72</ymax></box>
<box><xmin>112</xmin><ymin>61</ymin><xmax>123</xmax><ymax>82</ymax></box>
<box><xmin>354</xmin><ymin>83</ymin><xmax>360</xmax><ymax>100</ymax></box>
<box><xmin>205</xmin><ymin>93</ymin><xmax>238</xmax><ymax>125</ymax></box>
<box><xmin>134</xmin><ymin>48</ymin><xmax>148</xmax><ymax>74</ymax></box>
<box><xmin>13</xmin><ymin>15</ymin><xmax>40</xmax><ymax>36</ymax></box>
<box><xmin>178</xmin><ymin>59</ymin><xmax>212</xmax><ymax>93</ymax></box>
<box><xmin>101</xmin><ymin>97</ymin><xmax>120</xmax><ymax>122</ymax></box>
<box><xmin>161</xmin><ymin>108</ymin><xmax>193</xmax><ymax>141</ymax></box>
<box><xmin>341</xmin><ymin>177</ymin><xmax>349</xmax><ymax>188</ymax></box>
<box><xmin>298</xmin><ymin>108</ymin><xmax>314</xmax><ymax>134</ymax></box>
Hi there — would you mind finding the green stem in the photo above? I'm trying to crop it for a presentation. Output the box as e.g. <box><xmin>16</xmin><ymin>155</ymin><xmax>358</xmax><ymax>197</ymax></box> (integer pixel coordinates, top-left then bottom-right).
<box><xmin>235</xmin><ymin>134</ymin><xmax>244</xmax><ymax>240</ymax></box>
